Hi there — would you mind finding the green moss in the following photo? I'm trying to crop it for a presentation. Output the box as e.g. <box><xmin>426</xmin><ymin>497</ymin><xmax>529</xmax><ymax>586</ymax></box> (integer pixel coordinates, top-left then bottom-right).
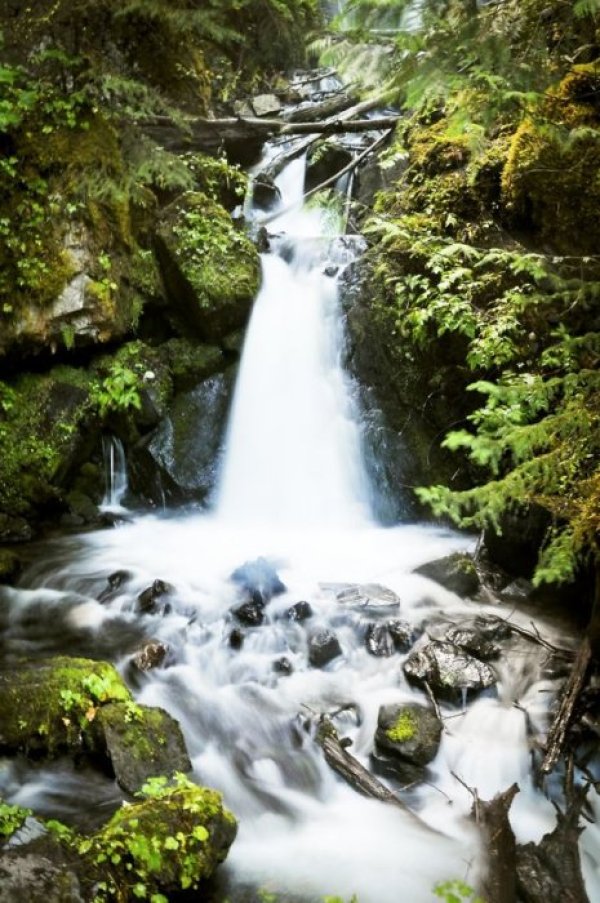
<box><xmin>78</xmin><ymin>773</ymin><xmax>237</xmax><ymax>899</ymax></box>
<box><xmin>385</xmin><ymin>710</ymin><xmax>417</xmax><ymax>744</ymax></box>
<box><xmin>0</xmin><ymin>799</ymin><xmax>32</xmax><ymax>840</ymax></box>
<box><xmin>0</xmin><ymin>657</ymin><xmax>132</xmax><ymax>756</ymax></box>
<box><xmin>163</xmin><ymin>338</ymin><xmax>224</xmax><ymax>390</ymax></box>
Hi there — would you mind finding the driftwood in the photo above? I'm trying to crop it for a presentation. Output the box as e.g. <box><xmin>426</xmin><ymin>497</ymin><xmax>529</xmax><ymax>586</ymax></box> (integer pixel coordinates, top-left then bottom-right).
<box><xmin>516</xmin><ymin>789</ymin><xmax>589</xmax><ymax>903</ymax></box>
<box><xmin>283</xmin><ymin>91</ymin><xmax>357</xmax><ymax>122</ymax></box>
<box><xmin>540</xmin><ymin>635</ymin><xmax>593</xmax><ymax>775</ymax></box>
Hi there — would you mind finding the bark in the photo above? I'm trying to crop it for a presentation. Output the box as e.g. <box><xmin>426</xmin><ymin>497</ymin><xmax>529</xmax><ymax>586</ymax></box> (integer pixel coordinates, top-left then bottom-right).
<box><xmin>473</xmin><ymin>784</ymin><xmax>519</xmax><ymax>903</ymax></box>
<box><xmin>283</xmin><ymin>91</ymin><xmax>357</xmax><ymax>122</ymax></box>
<box><xmin>539</xmin><ymin>636</ymin><xmax>593</xmax><ymax>775</ymax></box>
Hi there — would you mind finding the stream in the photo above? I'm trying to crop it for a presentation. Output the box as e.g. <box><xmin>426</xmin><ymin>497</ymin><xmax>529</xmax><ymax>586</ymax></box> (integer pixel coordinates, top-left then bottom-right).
<box><xmin>1</xmin><ymin>76</ymin><xmax>600</xmax><ymax>903</ymax></box>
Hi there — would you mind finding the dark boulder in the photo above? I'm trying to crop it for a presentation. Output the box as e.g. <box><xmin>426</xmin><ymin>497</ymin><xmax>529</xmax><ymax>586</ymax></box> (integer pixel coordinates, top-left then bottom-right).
<box><xmin>375</xmin><ymin>703</ymin><xmax>443</xmax><ymax>768</ymax></box>
<box><xmin>305</xmin><ymin>141</ymin><xmax>353</xmax><ymax>193</ymax></box>
<box><xmin>252</xmin><ymin>171</ymin><xmax>281</xmax><ymax>210</ymax></box>
<box><xmin>95</xmin><ymin>702</ymin><xmax>192</xmax><ymax>795</ymax></box>
<box><xmin>0</xmin><ymin>839</ymin><xmax>83</xmax><ymax>903</ymax></box>
<box><xmin>403</xmin><ymin>640</ymin><xmax>496</xmax><ymax>700</ymax></box>
<box><xmin>365</xmin><ymin>619</ymin><xmax>415</xmax><ymax>657</ymax></box>
<box><xmin>414</xmin><ymin>553</ymin><xmax>480</xmax><ymax>597</ymax></box>
<box><xmin>229</xmin><ymin>627</ymin><xmax>245</xmax><ymax>649</ymax></box>
<box><xmin>232</xmin><ymin>599</ymin><xmax>265</xmax><ymax>627</ymax></box>
<box><xmin>484</xmin><ymin>505</ymin><xmax>552</xmax><ymax>579</ymax></box>
<box><xmin>287</xmin><ymin>601</ymin><xmax>313</xmax><ymax>622</ymax></box>
<box><xmin>0</xmin><ymin>549</ymin><xmax>22</xmax><ymax>585</ymax></box>
<box><xmin>230</xmin><ymin>557</ymin><xmax>286</xmax><ymax>602</ymax></box>
<box><xmin>387</xmin><ymin>619</ymin><xmax>416</xmax><ymax>653</ymax></box>
<box><xmin>137</xmin><ymin>579</ymin><xmax>172</xmax><ymax>615</ymax></box>
<box><xmin>444</xmin><ymin>626</ymin><xmax>501</xmax><ymax>661</ymax></box>
<box><xmin>0</xmin><ymin>514</ymin><xmax>33</xmax><ymax>544</ymax></box>
<box><xmin>308</xmin><ymin>630</ymin><xmax>342</xmax><ymax>668</ymax></box>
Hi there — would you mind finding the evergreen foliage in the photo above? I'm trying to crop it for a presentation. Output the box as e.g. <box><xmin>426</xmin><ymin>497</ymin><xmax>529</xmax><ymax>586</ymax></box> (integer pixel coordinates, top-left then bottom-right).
<box><xmin>333</xmin><ymin>0</ymin><xmax>600</xmax><ymax>585</ymax></box>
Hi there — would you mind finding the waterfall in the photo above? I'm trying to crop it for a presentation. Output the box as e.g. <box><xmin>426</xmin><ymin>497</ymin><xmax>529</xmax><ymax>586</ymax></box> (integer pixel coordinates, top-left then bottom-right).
<box><xmin>216</xmin><ymin>155</ymin><xmax>371</xmax><ymax>528</ymax></box>
<box><xmin>101</xmin><ymin>435</ymin><xmax>128</xmax><ymax>510</ymax></box>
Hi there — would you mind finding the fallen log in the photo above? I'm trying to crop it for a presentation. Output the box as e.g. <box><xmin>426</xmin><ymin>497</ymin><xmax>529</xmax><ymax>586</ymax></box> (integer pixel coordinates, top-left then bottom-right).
<box><xmin>474</xmin><ymin>784</ymin><xmax>520</xmax><ymax>903</ymax></box>
<box><xmin>282</xmin><ymin>91</ymin><xmax>357</xmax><ymax>122</ymax></box>
<box><xmin>540</xmin><ymin>635</ymin><xmax>593</xmax><ymax>775</ymax></box>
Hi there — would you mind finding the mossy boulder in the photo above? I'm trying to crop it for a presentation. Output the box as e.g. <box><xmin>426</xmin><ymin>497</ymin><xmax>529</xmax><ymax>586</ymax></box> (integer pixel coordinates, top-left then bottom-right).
<box><xmin>95</xmin><ymin>703</ymin><xmax>191</xmax><ymax>795</ymax></box>
<box><xmin>79</xmin><ymin>774</ymin><xmax>237</xmax><ymax>899</ymax></box>
<box><xmin>156</xmin><ymin>192</ymin><xmax>260</xmax><ymax>342</ymax></box>
<box><xmin>0</xmin><ymin>657</ymin><xmax>191</xmax><ymax>793</ymax></box>
<box><xmin>375</xmin><ymin>703</ymin><xmax>442</xmax><ymax>768</ymax></box>
<box><xmin>0</xmin><ymin>550</ymin><xmax>23</xmax><ymax>583</ymax></box>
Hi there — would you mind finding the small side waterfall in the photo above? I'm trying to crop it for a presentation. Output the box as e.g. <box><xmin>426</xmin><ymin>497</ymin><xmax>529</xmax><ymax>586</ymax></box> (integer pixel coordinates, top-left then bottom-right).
<box><xmin>101</xmin><ymin>435</ymin><xmax>128</xmax><ymax>510</ymax></box>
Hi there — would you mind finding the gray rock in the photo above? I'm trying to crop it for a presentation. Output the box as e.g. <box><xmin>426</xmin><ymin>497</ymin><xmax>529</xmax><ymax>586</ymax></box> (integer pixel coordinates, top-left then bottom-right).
<box><xmin>233</xmin><ymin>100</ymin><xmax>254</xmax><ymax>118</ymax></box>
<box><xmin>137</xmin><ymin>579</ymin><xmax>172</xmax><ymax>615</ymax></box>
<box><xmin>232</xmin><ymin>599</ymin><xmax>265</xmax><ymax>627</ymax></box>
<box><xmin>308</xmin><ymin>630</ymin><xmax>342</xmax><ymax>667</ymax></box>
<box><xmin>444</xmin><ymin>626</ymin><xmax>500</xmax><ymax>661</ymax></box>
<box><xmin>251</xmin><ymin>94</ymin><xmax>282</xmax><ymax>117</ymax></box>
<box><xmin>273</xmin><ymin>657</ymin><xmax>293</xmax><ymax>676</ymax></box>
<box><xmin>287</xmin><ymin>601</ymin><xmax>313</xmax><ymax>622</ymax></box>
<box><xmin>96</xmin><ymin>702</ymin><xmax>192</xmax><ymax>794</ymax></box>
<box><xmin>322</xmin><ymin>582</ymin><xmax>401</xmax><ymax>611</ymax></box>
<box><xmin>0</xmin><ymin>847</ymin><xmax>82</xmax><ymax>903</ymax></box>
<box><xmin>230</xmin><ymin>557</ymin><xmax>286</xmax><ymax>602</ymax></box>
<box><xmin>387</xmin><ymin>619</ymin><xmax>416</xmax><ymax>652</ymax></box>
<box><xmin>252</xmin><ymin>171</ymin><xmax>281</xmax><ymax>210</ymax></box>
<box><xmin>365</xmin><ymin>623</ymin><xmax>395</xmax><ymax>657</ymax></box>
<box><xmin>414</xmin><ymin>553</ymin><xmax>480</xmax><ymax>597</ymax></box>
<box><xmin>403</xmin><ymin>640</ymin><xmax>496</xmax><ymax>699</ymax></box>
<box><xmin>375</xmin><ymin>702</ymin><xmax>442</xmax><ymax>767</ymax></box>
<box><xmin>501</xmin><ymin>577</ymin><xmax>534</xmax><ymax>602</ymax></box>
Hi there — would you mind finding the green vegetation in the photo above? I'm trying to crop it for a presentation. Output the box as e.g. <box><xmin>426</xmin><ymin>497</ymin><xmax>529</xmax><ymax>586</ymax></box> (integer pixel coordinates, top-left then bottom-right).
<box><xmin>434</xmin><ymin>880</ymin><xmax>484</xmax><ymax>903</ymax></box>
<box><xmin>0</xmin><ymin>800</ymin><xmax>32</xmax><ymax>838</ymax></box>
<box><xmin>328</xmin><ymin>0</ymin><xmax>600</xmax><ymax>587</ymax></box>
<box><xmin>385</xmin><ymin>709</ymin><xmax>417</xmax><ymax>743</ymax></box>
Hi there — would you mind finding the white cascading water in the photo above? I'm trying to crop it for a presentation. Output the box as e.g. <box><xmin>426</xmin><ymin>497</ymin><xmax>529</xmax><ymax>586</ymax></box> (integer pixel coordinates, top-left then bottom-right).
<box><xmin>100</xmin><ymin>435</ymin><xmax>129</xmax><ymax>511</ymax></box>
<box><xmin>2</xmin><ymin>144</ymin><xmax>600</xmax><ymax>902</ymax></box>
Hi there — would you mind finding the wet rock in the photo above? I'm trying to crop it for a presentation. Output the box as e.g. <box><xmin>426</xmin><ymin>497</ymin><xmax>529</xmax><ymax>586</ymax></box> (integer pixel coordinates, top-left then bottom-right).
<box><xmin>97</xmin><ymin>569</ymin><xmax>131</xmax><ymax>603</ymax></box>
<box><xmin>137</xmin><ymin>579</ymin><xmax>172</xmax><ymax>615</ymax></box>
<box><xmin>131</xmin><ymin>641</ymin><xmax>169</xmax><ymax>672</ymax></box>
<box><xmin>231</xmin><ymin>557</ymin><xmax>286</xmax><ymax>602</ymax></box>
<box><xmin>273</xmin><ymin>657</ymin><xmax>293</xmax><ymax>676</ymax></box>
<box><xmin>251</xmin><ymin>94</ymin><xmax>282</xmax><ymax>117</ymax></box>
<box><xmin>308</xmin><ymin>630</ymin><xmax>342</xmax><ymax>668</ymax></box>
<box><xmin>233</xmin><ymin>99</ymin><xmax>254</xmax><ymax>118</ymax></box>
<box><xmin>484</xmin><ymin>505</ymin><xmax>551</xmax><ymax>579</ymax></box>
<box><xmin>444</xmin><ymin>626</ymin><xmax>500</xmax><ymax>661</ymax></box>
<box><xmin>370</xmin><ymin>750</ymin><xmax>424</xmax><ymax>786</ymax></box>
<box><xmin>0</xmin><ymin>841</ymin><xmax>83</xmax><ymax>903</ymax></box>
<box><xmin>403</xmin><ymin>640</ymin><xmax>496</xmax><ymax>699</ymax></box>
<box><xmin>0</xmin><ymin>549</ymin><xmax>22</xmax><ymax>585</ymax></box>
<box><xmin>252</xmin><ymin>171</ymin><xmax>281</xmax><ymax>211</ymax></box>
<box><xmin>355</xmin><ymin>152</ymin><xmax>409</xmax><ymax>210</ymax></box>
<box><xmin>414</xmin><ymin>553</ymin><xmax>480</xmax><ymax>597</ymax></box>
<box><xmin>95</xmin><ymin>702</ymin><xmax>191</xmax><ymax>794</ymax></box>
<box><xmin>365</xmin><ymin>623</ymin><xmax>395</xmax><ymax>657</ymax></box>
<box><xmin>375</xmin><ymin>703</ymin><xmax>443</xmax><ymax>767</ymax></box>
<box><xmin>65</xmin><ymin>490</ymin><xmax>100</xmax><ymax>525</ymax></box>
<box><xmin>501</xmin><ymin>577</ymin><xmax>535</xmax><ymax>602</ymax></box>
<box><xmin>229</xmin><ymin>627</ymin><xmax>245</xmax><ymax>649</ymax></box>
<box><xmin>287</xmin><ymin>601</ymin><xmax>313</xmax><ymax>622</ymax></box>
<box><xmin>324</xmin><ymin>264</ymin><xmax>339</xmax><ymax>277</ymax></box>
<box><xmin>232</xmin><ymin>599</ymin><xmax>265</xmax><ymax>627</ymax></box>
<box><xmin>322</xmin><ymin>582</ymin><xmax>401</xmax><ymax>611</ymax></box>
<box><xmin>473</xmin><ymin>615</ymin><xmax>513</xmax><ymax>642</ymax></box>
<box><xmin>387</xmin><ymin>619</ymin><xmax>416</xmax><ymax>653</ymax></box>
<box><xmin>365</xmin><ymin>619</ymin><xmax>415</xmax><ymax>656</ymax></box>
<box><xmin>142</xmin><ymin>370</ymin><xmax>236</xmax><ymax>504</ymax></box>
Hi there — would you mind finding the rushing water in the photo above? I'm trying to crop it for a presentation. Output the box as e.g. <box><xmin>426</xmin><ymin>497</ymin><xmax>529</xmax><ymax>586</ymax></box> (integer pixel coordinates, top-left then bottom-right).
<box><xmin>2</xmin><ymin>131</ymin><xmax>600</xmax><ymax>902</ymax></box>
<box><xmin>101</xmin><ymin>435</ymin><xmax>129</xmax><ymax>512</ymax></box>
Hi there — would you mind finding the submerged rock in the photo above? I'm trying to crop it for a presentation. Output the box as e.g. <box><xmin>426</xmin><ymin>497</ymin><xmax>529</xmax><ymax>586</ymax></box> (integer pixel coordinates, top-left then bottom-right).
<box><xmin>137</xmin><ymin>579</ymin><xmax>172</xmax><ymax>615</ymax></box>
<box><xmin>308</xmin><ymin>630</ymin><xmax>342</xmax><ymax>668</ymax></box>
<box><xmin>230</xmin><ymin>557</ymin><xmax>286</xmax><ymax>602</ymax></box>
<box><xmin>232</xmin><ymin>599</ymin><xmax>265</xmax><ymax>627</ymax></box>
<box><xmin>228</xmin><ymin>627</ymin><xmax>245</xmax><ymax>649</ymax></box>
<box><xmin>375</xmin><ymin>703</ymin><xmax>442</xmax><ymax>768</ymax></box>
<box><xmin>414</xmin><ymin>553</ymin><xmax>480</xmax><ymax>597</ymax></box>
<box><xmin>273</xmin><ymin>657</ymin><xmax>293</xmax><ymax>676</ymax></box>
<box><xmin>97</xmin><ymin>569</ymin><xmax>131</xmax><ymax>603</ymax></box>
<box><xmin>287</xmin><ymin>600</ymin><xmax>313</xmax><ymax>622</ymax></box>
<box><xmin>95</xmin><ymin>702</ymin><xmax>191</xmax><ymax>794</ymax></box>
<box><xmin>403</xmin><ymin>640</ymin><xmax>496</xmax><ymax>699</ymax></box>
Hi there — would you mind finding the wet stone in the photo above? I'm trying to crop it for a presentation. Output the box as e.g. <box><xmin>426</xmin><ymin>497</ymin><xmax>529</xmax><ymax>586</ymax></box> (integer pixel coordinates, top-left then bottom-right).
<box><xmin>414</xmin><ymin>553</ymin><xmax>480</xmax><ymax>598</ymax></box>
<box><xmin>322</xmin><ymin>582</ymin><xmax>401</xmax><ymax>612</ymax></box>
<box><xmin>403</xmin><ymin>640</ymin><xmax>496</xmax><ymax>700</ymax></box>
<box><xmin>375</xmin><ymin>702</ymin><xmax>442</xmax><ymax>768</ymax></box>
<box><xmin>273</xmin><ymin>656</ymin><xmax>293</xmax><ymax>676</ymax></box>
<box><xmin>370</xmin><ymin>751</ymin><xmax>424</xmax><ymax>787</ymax></box>
<box><xmin>387</xmin><ymin>619</ymin><xmax>415</xmax><ymax>653</ymax></box>
<box><xmin>308</xmin><ymin>630</ymin><xmax>342</xmax><ymax>668</ymax></box>
<box><xmin>229</xmin><ymin>627</ymin><xmax>245</xmax><ymax>649</ymax></box>
<box><xmin>131</xmin><ymin>641</ymin><xmax>169</xmax><ymax>672</ymax></box>
<box><xmin>444</xmin><ymin>626</ymin><xmax>500</xmax><ymax>661</ymax></box>
<box><xmin>501</xmin><ymin>577</ymin><xmax>534</xmax><ymax>602</ymax></box>
<box><xmin>233</xmin><ymin>599</ymin><xmax>265</xmax><ymax>627</ymax></box>
<box><xmin>287</xmin><ymin>600</ymin><xmax>313</xmax><ymax>622</ymax></box>
<box><xmin>365</xmin><ymin>623</ymin><xmax>395</xmax><ymax>657</ymax></box>
<box><xmin>137</xmin><ymin>578</ymin><xmax>172</xmax><ymax>614</ymax></box>
<box><xmin>252</xmin><ymin>171</ymin><xmax>281</xmax><ymax>211</ymax></box>
<box><xmin>98</xmin><ymin>569</ymin><xmax>131</xmax><ymax>603</ymax></box>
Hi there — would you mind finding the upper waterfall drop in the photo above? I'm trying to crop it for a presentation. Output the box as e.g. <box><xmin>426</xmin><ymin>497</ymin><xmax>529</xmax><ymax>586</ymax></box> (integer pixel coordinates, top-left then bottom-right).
<box><xmin>215</xmin><ymin>153</ymin><xmax>373</xmax><ymax>528</ymax></box>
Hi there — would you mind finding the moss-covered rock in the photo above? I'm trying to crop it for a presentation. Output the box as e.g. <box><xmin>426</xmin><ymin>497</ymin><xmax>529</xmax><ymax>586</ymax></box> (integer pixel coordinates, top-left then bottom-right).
<box><xmin>95</xmin><ymin>703</ymin><xmax>192</xmax><ymax>795</ymax></box>
<box><xmin>414</xmin><ymin>552</ymin><xmax>480</xmax><ymax>597</ymax></box>
<box><xmin>78</xmin><ymin>774</ymin><xmax>237</xmax><ymax>900</ymax></box>
<box><xmin>156</xmin><ymin>192</ymin><xmax>260</xmax><ymax>342</ymax></box>
<box><xmin>0</xmin><ymin>657</ymin><xmax>131</xmax><ymax>757</ymax></box>
<box><xmin>375</xmin><ymin>703</ymin><xmax>442</xmax><ymax>768</ymax></box>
